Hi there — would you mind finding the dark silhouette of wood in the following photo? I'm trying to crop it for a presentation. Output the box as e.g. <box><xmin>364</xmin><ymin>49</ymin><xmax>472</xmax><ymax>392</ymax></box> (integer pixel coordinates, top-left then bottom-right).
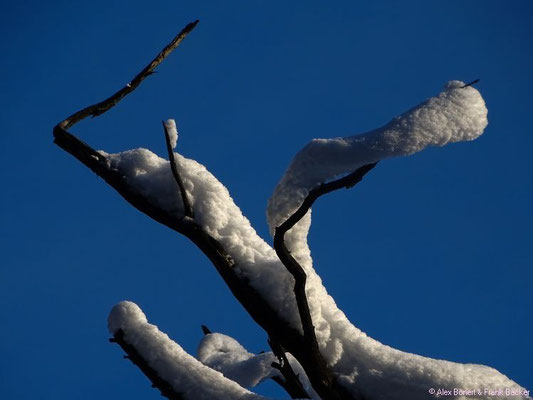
<box><xmin>201</xmin><ymin>325</ymin><xmax>212</xmax><ymax>335</ymax></box>
<box><xmin>273</xmin><ymin>163</ymin><xmax>377</xmax><ymax>400</ymax></box>
<box><xmin>162</xmin><ymin>121</ymin><xmax>194</xmax><ymax>218</ymax></box>
<box><xmin>461</xmin><ymin>79</ymin><xmax>480</xmax><ymax>88</ymax></box>
<box><xmin>269</xmin><ymin>338</ymin><xmax>311</xmax><ymax>399</ymax></box>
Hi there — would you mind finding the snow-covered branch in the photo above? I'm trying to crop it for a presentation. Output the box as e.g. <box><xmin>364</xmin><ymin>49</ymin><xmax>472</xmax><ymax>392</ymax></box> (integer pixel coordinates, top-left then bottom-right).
<box><xmin>54</xmin><ymin>22</ymin><xmax>530</xmax><ymax>400</ymax></box>
<box><xmin>197</xmin><ymin>330</ymin><xmax>319</xmax><ymax>399</ymax></box>
<box><xmin>108</xmin><ymin>302</ymin><xmax>271</xmax><ymax>400</ymax></box>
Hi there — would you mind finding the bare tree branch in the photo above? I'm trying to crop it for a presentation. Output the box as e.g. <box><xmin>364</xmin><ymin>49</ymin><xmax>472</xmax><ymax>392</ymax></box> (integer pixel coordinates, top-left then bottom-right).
<box><xmin>201</xmin><ymin>325</ymin><xmax>212</xmax><ymax>335</ymax></box>
<box><xmin>110</xmin><ymin>330</ymin><xmax>184</xmax><ymax>400</ymax></box>
<box><xmin>461</xmin><ymin>79</ymin><xmax>480</xmax><ymax>88</ymax></box>
<box><xmin>163</xmin><ymin>121</ymin><xmax>194</xmax><ymax>218</ymax></box>
<box><xmin>56</xmin><ymin>20</ymin><xmax>199</xmax><ymax>131</ymax></box>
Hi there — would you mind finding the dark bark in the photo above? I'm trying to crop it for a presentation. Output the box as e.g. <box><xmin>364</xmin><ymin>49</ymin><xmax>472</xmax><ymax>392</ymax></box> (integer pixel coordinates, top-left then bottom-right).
<box><xmin>273</xmin><ymin>163</ymin><xmax>377</xmax><ymax>400</ymax></box>
<box><xmin>269</xmin><ymin>338</ymin><xmax>311</xmax><ymax>399</ymax></box>
<box><xmin>57</xmin><ymin>20</ymin><xmax>198</xmax><ymax>131</ymax></box>
<box><xmin>162</xmin><ymin>121</ymin><xmax>194</xmax><ymax>218</ymax></box>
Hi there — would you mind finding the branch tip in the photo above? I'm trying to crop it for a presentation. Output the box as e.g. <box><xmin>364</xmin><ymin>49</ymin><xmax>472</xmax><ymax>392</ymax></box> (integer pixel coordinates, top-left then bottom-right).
<box><xmin>54</xmin><ymin>20</ymin><xmax>199</xmax><ymax>131</ymax></box>
<box><xmin>201</xmin><ymin>325</ymin><xmax>212</xmax><ymax>335</ymax></box>
<box><xmin>461</xmin><ymin>79</ymin><xmax>480</xmax><ymax>88</ymax></box>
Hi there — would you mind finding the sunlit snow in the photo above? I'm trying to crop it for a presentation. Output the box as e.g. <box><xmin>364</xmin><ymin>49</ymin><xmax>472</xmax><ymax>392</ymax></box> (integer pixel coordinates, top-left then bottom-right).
<box><xmin>106</xmin><ymin>82</ymin><xmax>529</xmax><ymax>399</ymax></box>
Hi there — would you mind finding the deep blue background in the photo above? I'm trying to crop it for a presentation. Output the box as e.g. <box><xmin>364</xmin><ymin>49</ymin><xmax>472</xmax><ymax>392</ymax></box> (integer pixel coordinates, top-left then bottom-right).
<box><xmin>1</xmin><ymin>1</ymin><xmax>531</xmax><ymax>398</ymax></box>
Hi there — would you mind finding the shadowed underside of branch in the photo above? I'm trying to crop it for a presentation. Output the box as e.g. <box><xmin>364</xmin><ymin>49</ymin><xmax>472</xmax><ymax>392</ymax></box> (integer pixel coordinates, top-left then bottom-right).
<box><xmin>52</xmin><ymin>21</ymin><xmax>372</xmax><ymax>400</ymax></box>
<box><xmin>111</xmin><ymin>330</ymin><xmax>184</xmax><ymax>400</ymax></box>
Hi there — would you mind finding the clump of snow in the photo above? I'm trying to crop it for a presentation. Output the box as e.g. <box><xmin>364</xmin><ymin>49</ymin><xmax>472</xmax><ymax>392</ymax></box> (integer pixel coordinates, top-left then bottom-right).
<box><xmin>108</xmin><ymin>300</ymin><xmax>148</xmax><ymax>334</ymax></box>
<box><xmin>164</xmin><ymin>119</ymin><xmax>178</xmax><ymax>149</ymax></box>
<box><xmin>198</xmin><ymin>332</ymin><xmax>320</xmax><ymax>399</ymax></box>
<box><xmin>267</xmin><ymin>81</ymin><xmax>488</xmax><ymax>241</ymax></box>
<box><xmin>100</xmin><ymin>83</ymin><xmax>530</xmax><ymax>400</ymax></box>
<box><xmin>108</xmin><ymin>301</ymin><xmax>270</xmax><ymax>400</ymax></box>
<box><xmin>198</xmin><ymin>332</ymin><xmax>278</xmax><ymax>388</ymax></box>
<box><xmin>100</xmin><ymin>147</ymin><xmax>301</xmax><ymax>325</ymax></box>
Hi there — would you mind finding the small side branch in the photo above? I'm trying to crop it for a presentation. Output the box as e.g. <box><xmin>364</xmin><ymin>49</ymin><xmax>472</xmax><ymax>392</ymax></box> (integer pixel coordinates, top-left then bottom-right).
<box><xmin>56</xmin><ymin>20</ymin><xmax>199</xmax><ymax>131</ymax></box>
<box><xmin>273</xmin><ymin>162</ymin><xmax>377</xmax><ymax>400</ymax></box>
<box><xmin>110</xmin><ymin>330</ymin><xmax>184</xmax><ymax>400</ymax></box>
<box><xmin>269</xmin><ymin>338</ymin><xmax>310</xmax><ymax>399</ymax></box>
<box><xmin>461</xmin><ymin>79</ymin><xmax>480</xmax><ymax>88</ymax></box>
<box><xmin>163</xmin><ymin>121</ymin><xmax>194</xmax><ymax>218</ymax></box>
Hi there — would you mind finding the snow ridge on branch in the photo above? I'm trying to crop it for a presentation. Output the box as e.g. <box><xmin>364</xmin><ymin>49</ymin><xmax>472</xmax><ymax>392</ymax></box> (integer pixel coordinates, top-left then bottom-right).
<box><xmin>108</xmin><ymin>301</ymin><xmax>271</xmax><ymax>400</ymax></box>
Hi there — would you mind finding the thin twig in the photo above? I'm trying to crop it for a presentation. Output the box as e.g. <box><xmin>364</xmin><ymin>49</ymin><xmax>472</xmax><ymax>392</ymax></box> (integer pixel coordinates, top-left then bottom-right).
<box><xmin>269</xmin><ymin>338</ymin><xmax>310</xmax><ymax>399</ymax></box>
<box><xmin>56</xmin><ymin>20</ymin><xmax>199</xmax><ymax>131</ymax></box>
<box><xmin>111</xmin><ymin>330</ymin><xmax>184</xmax><ymax>400</ymax></box>
<box><xmin>163</xmin><ymin>121</ymin><xmax>194</xmax><ymax>218</ymax></box>
<box><xmin>273</xmin><ymin>162</ymin><xmax>378</xmax><ymax>400</ymax></box>
<box><xmin>461</xmin><ymin>79</ymin><xmax>480</xmax><ymax>88</ymax></box>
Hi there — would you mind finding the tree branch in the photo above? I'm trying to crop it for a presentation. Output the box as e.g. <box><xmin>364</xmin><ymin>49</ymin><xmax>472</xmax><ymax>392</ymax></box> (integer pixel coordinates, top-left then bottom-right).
<box><xmin>56</xmin><ymin>20</ymin><xmax>199</xmax><ymax>131</ymax></box>
<box><xmin>163</xmin><ymin>121</ymin><xmax>194</xmax><ymax>218</ymax></box>
<box><xmin>273</xmin><ymin>163</ymin><xmax>378</xmax><ymax>400</ymax></box>
<box><xmin>269</xmin><ymin>338</ymin><xmax>310</xmax><ymax>399</ymax></box>
<box><xmin>53</xmin><ymin>22</ymin><xmax>362</xmax><ymax>400</ymax></box>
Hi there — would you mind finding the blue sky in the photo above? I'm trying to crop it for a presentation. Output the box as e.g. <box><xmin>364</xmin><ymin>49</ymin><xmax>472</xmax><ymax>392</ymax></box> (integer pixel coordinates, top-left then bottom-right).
<box><xmin>1</xmin><ymin>1</ymin><xmax>531</xmax><ymax>398</ymax></box>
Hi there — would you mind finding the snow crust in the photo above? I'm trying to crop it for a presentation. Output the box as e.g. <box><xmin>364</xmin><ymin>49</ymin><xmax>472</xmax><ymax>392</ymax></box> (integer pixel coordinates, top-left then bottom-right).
<box><xmin>108</xmin><ymin>301</ymin><xmax>269</xmax><ymax>400</ymax></box>
<box><xmin>102</xmin><ymin>83</ymin><xmax>530</xmax><ymax>400</ymax></box>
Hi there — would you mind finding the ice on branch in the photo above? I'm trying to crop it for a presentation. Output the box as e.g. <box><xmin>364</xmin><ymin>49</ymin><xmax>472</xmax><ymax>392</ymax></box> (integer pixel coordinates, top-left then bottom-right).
<box><xmin>108</xmin><ymin>301</ymin><xmax>271</xmax><ymax>400</ymax></box>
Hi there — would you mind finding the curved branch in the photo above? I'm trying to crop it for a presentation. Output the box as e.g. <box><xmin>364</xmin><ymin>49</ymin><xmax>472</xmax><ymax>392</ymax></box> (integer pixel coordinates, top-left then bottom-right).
<box><xmin>273</xmin><ymin>162</ymin><xmax>378</xmax><ymax>400</ymax></box>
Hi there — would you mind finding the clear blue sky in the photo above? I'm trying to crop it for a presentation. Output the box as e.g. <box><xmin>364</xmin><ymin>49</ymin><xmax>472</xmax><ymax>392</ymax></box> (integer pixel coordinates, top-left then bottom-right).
<box><xmin>1</xmin><ymin>1</ymin><xmax>531</xmax><ymax>398</ymax></box>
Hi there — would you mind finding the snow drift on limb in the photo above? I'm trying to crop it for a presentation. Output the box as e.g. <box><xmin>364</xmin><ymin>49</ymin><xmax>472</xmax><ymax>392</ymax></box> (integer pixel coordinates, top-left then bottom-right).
<box><xmin>267</xmin><ymin>81</ymin><xmax>488</xmax><ymax>244</ymax></box>
<box><xmin>108</xmin><ymin>301</ymin><xmax>272</xmax><ymax>400</ymax></box>
<box><xmin>197</xmin><ymin>332</ymin><xmax>278</xmax><ymax>388</ymax></box>
<box><xmin>197</xmin><ymin>331</ymin><xmax>320</xmax><ymax>399</ymax></box>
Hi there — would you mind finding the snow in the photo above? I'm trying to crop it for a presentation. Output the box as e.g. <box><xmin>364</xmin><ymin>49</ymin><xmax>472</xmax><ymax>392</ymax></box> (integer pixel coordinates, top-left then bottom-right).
<box><xmin>198</xmin><ymin>331</ymin><xmax>320</xmax><ymax>399</ymax></box>
<box><xmin>164</xmin><ymin>119</ymin><xmax>178</xmax><ymax>149</ymax></box>
<box><xmin>108</xmin><ymin>301</ymin><xmax>271</xmax><ymax>400</ymax></box>
<box><xmin>267</xmin><ymin>81</ymin><xmax>488</xmax><ymax>241</ymax></box>
<box><xmin>103</xmin><ymin>82</ymin><xmax>530</xmax><ymax>399</ymax></box>
<box><xmin>197</xmin><ymin>332</ymin><xmax>278</xmax><ymax>388</ymax></box>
